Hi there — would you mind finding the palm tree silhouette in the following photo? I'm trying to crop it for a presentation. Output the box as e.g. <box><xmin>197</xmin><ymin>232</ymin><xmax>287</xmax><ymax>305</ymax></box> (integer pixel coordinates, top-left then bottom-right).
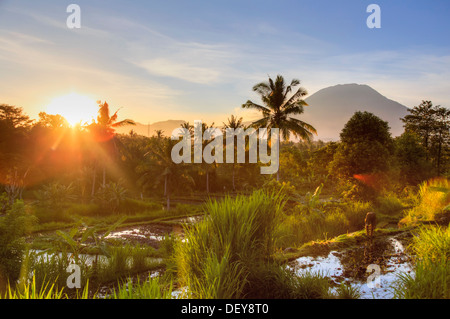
<box><xmin>223</xmin><ymin>115</ymin><xmax>244</xmax><ymax>191</ymax></box>
<box><xmin>242</xmin><ymin>75</ymin><xmax>317</xmax><ymax>180</ymax></box>
<box><xmin>88</xmin><ymin>101</ymin><xmax>135</xmax><ymax>194</ymax></box>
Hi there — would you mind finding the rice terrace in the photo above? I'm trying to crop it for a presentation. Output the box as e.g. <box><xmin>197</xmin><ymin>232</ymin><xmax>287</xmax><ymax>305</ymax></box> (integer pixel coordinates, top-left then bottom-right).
<box><xmin>0</xmin><ymin>0</ymin><xmax>449</xmax><ymax>306</ymax></box>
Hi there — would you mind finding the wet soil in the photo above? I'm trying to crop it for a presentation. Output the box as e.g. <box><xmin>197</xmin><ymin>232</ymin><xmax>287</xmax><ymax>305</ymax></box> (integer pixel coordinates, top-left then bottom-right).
<box><xmin>103</xmin><ymin>223</ymin><xmax>185</xmax><ymax>249</ymax></box>
<box><xmin>289</xmin><ymin>230</ymin><xmax>415</xmax><ymax>298</ymax></box>
<box><xmin>335</xmin><ymin>234</ymin><xmax>413</xmax><ymax>284</ymax></box>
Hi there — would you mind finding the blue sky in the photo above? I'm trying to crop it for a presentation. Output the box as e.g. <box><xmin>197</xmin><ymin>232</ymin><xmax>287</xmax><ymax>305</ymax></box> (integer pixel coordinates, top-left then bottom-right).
<box><xmin>1</xmin><ymin>0</ymin><xmax>449</xmax><ymax>124</ymax></box>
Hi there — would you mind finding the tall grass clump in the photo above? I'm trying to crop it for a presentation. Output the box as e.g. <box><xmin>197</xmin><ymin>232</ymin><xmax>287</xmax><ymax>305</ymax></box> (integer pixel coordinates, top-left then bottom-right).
<box><xmin>176</xmin><ymin>190</ymin><xmax>286</xmax><ymax>298</ymax></box>
<box><xmin>400</xmin><ymin>178</ymin><xmax>450</xmax><ymax>226</ymax></box>
<box><xmin>375</xmin><ymin>194</ymin><xmax>405</xmax><ymax>215</ymax></box>
<box><xmin>2</xmin><ymin>275</ymin><xmax>65</xmax><ymax>299</ymax></box>
<box><xmin>111</xmin><ymin>275</ymin><xmax>173</xmax><ymax>299</ymax></box>
<box><xmin>393</xmin><ymin>225</ymin><xmax>450</xmax><ymax>299</ymax></box>
<box><xmin>276</xmin><ymin>200</ymin><xmax>371</xmax><ymax>248</ymax></box>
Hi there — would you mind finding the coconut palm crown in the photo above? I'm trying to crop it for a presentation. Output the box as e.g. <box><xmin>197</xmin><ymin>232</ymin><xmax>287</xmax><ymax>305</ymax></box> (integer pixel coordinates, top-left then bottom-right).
<box><xmin>242</xmin><ymin>75</ymin><xmax>317</xmax><ymax>141</ymax></box>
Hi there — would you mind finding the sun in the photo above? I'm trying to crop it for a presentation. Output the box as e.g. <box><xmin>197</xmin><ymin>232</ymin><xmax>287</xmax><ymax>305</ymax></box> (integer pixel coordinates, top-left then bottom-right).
<box><xmin>46</xmin><ymin>93</ymin><xmax>98</xmax><ymax>126</ymax></box>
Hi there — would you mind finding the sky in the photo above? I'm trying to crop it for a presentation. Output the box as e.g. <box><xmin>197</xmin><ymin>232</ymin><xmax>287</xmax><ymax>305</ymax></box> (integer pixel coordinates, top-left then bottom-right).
<box><xmin>1</xmin><ymin>0</ymin><xmax>449</xmax><ymax>125</ymax></box>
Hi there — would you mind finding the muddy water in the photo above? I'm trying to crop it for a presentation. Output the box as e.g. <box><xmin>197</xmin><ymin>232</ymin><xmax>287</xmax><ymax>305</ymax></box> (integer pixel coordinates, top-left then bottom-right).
<box><xmin>290</xmin><ymin>235</ymin><xmax>414</xmax><ymax>299</ymax></box>
<box><xmin>103</xmin><ymin>216</ymin><xmax>202</xmax><ymax>247</ymax></box>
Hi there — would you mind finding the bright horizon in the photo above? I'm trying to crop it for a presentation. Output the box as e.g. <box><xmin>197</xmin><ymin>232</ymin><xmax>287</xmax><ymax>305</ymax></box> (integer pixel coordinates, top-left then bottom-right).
<box><xmin>1</xmin><ymin>0</ymin><xmax>450</xmax><ymax>125</ymax></box>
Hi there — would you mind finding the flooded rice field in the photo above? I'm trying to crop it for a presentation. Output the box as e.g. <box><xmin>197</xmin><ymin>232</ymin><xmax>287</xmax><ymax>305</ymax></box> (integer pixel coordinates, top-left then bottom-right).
<box><xmin>289</xmin><ymin>235</ymin><xmax>414</xmax><ymax>299</ymax></box>
<box><xmin>103</xmin><ymin>215</ymin><xmax>203</xmax><ymax>248</ymax></box>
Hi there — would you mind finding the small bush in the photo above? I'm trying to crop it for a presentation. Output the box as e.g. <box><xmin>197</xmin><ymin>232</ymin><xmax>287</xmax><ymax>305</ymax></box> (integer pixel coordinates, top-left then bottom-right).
<box><xmin>401</xmin><ymin>178</ymin><xmax>450</xmax><ymax>226</ymax></box>
<box><xmin>0</xmin><ymin>201</ymin><xmax>36</xmax><ymax>283</ymax></box>
<box><xmin>341</xmin><ymin>201</ymin><xmax>372</xmax><ymax>231</ymax></box>
<box><xmin>375</xmin><ymin>194</ymin><xmax>405</xmax><ymax>215</ymax></box>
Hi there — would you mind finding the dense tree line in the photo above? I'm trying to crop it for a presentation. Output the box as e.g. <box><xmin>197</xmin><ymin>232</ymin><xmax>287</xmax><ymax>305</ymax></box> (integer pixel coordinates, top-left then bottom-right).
<box><xmin>1</xmin><ymin>78</ymin><xmax>449</xmax><ymax>212</ymax></box>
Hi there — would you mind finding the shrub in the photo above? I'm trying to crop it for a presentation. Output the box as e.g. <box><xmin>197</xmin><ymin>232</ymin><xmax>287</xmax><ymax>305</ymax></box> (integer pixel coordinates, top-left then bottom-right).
<box><xmin>34</xmin><ymin>182</ymin><xmax>76</xmax><ymax>207</ymax></box>
<box><xmin>400</xmin><ymin>178</ymin><xmax>450</xmax><ymax>226</ymax></box>
<box><xmin>94</xmin><ymin>182</ymin><xmax>127</xmax><ymax>214</ymax></box>
<box><xmin>375</xmin><ymin>194</ymin><xmax>405</xmax><ymax>215</ymax></box>
<box><xmin>0</xmin><ymin>201</ymin><xmax>36</xmax><ymax>283</ymax></box>
<box><xmin>341</xmin><ymin>201</ymin><xmax>372</xmax><ymax>231</ymax></box>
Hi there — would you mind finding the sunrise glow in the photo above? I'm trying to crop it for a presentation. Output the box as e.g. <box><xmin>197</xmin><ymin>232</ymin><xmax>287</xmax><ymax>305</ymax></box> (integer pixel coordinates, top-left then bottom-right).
<box><xmin>46</xmin><ymin>93</ymin><xmax>98</xmax><ymax>126</ymax></box>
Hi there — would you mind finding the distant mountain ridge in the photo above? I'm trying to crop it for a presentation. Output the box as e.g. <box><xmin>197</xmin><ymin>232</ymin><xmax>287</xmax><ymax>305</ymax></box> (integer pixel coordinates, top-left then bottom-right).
<box><xmin>300</xmin><ymin>83</ymin><xmax>409</xmax><ymax>141</ymax></box>
<box><xmin>116</xmin><ymin>84</ymin><xmax>409</xmax><ymax>141</ymax></box>
<box><xmin>116</xmin><ymin>119</ymin><xmax>186</xmax><ymax>137</ymax></box>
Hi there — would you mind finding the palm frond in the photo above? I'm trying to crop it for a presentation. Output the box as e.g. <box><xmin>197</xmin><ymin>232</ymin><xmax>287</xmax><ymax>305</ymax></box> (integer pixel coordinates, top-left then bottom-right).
<box><xmin>111</xmin><ymin>119</ymin><xmax>136</xmax><ymax>127</ymax></box>
<box><xmin>242</xmin><ymin>100</ymin><xmax>271</xmax><ymax>115</ymax></box>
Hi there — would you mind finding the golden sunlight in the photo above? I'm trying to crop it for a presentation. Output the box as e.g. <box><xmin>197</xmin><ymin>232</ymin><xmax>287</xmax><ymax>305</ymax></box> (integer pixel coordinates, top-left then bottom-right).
<box><xmin>46</xmin><ymin>93</ymin><xmax>98</xmax><ymax>126</ymax></box>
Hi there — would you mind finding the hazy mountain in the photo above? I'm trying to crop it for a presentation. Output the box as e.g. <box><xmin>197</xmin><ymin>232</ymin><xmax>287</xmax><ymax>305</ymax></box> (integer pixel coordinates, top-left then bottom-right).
<box><xmin>116</xmin><ymin>119</ymin><xmax>186</xmax><ymax>137</ymax></box>
<box><xmin>299</xmin><ymin>83</ymin><xmax>409</xmax><ymax>141</ymax></box>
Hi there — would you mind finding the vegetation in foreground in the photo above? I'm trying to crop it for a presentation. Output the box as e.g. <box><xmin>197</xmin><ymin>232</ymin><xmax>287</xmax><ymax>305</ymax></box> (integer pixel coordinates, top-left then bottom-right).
<box><xmin>1</xmin><ymin>76</ymin><xmax>449</xmax><ymax>299</ymax></box>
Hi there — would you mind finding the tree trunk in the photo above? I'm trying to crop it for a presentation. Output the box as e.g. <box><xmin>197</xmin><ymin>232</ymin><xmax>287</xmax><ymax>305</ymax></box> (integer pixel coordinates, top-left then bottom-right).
<box><xmin>164</xmin><ymin>174</ymin><xmax>167</xmax><ymax>197</ymax></box>
<box><xmin>232</xmin><ymin>163</ymin><xmax>236</xmax><ymax>192</ymax></box>
<box><xmin>91</xmin><ymin>164</ymin><xmax>97</xmax><ymax>197</ymax></box>
<box><xmin>102</xmin><ymin>166</ymin><xmax>106</xmax><ymax>187</ymax></box>
<box><xmin>165</xmin><ymin>176</ymin><xmax>170</xmax><ymax>211</ymax></box>
<box><xmin>276</xmin><ymin>134</ymin><xmax>281</xmax><ymax>181</ymax></box>
<box><xmin>206</xmin><ymin>170</ymin><xmax>210</xmax><ymax>193</ymax></box>
<box><xmin>437</xmin><ymin>133</ymin><xmax>442</xmax><ymax>175</ymax></box>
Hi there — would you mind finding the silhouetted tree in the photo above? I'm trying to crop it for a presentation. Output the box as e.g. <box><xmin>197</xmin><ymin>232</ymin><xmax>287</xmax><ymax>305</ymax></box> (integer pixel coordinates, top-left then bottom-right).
<box><xmin>242</xmin><ymin>75</ymin><xmax>317</xmax><ymax>180</ymax></box>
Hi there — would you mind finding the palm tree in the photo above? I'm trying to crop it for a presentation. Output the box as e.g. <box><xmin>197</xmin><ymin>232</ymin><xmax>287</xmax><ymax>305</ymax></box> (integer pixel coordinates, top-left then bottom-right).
<box><xmin>180</xmin><ymin>122</ymin><xmax>194</xmax><ymax>136</ymax></box>
<box><xmin>242</xmin><ymin>75</ymin><xmax>317</xmax><ymax>180</ymax></box>
<box><xmin>143</xmin><ymin>137</ymin><xmax>194</xmax><ymax>210</ymax></box>
<box><xmin>154</xmin><ymin>129</ymin><xmax>165</xmax><ymax>139</ymax></box>
<box><xmin>88</xmin><ymin>101</ymin><xmax>135</xmax><ymax>194</ymax></box>
<box><xmin>223</xmin><ymin>115</ymin><xmax>244</xmax><ymax>191</ymax></box>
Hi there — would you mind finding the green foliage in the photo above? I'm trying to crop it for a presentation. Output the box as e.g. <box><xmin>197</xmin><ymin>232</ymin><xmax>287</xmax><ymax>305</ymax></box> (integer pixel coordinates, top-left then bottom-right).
<box><xmin>262</xmin><ymin>178</ymin><xmax>298</xmax><ymax>199</ymax></box>
<box><xmin>393</xmin><ymin>225</ymin><xmax>450</xmax><ymax>299</ymax></box>
<box><xmin>277</xmin><ymin>199</ymin><xmax>371</xmax><ymax>248</ymax></box>
<box><xmin>33</xmin><ymin>182</ymin><xmax>77</xmax><ymax>222</ymax></box>
<box><xmin>401</xmin><ymin>100</ymin><xmax>450</xmax><ymax>175</ymax></box>
<box><xmin>176</xmin><ymin>191</ymin><xmax>287</xmax><ymax>298</ymax></box>
<box><xmin>111</xmin><ymin>275</ymin><xmax>173</xmax><ymax>299</ymax></box>
<box><xmin>94</xmin><ymin>181</ymin><xmax>127</xmax><ymax>213</ymax></box>
<box><xmin>35</xmin><ymin>182</ymin><xmax>77</xmax><ymax>207</ymax></box>
<box><xmin>118</xmin><ymin>198</ymin><xmax>162</xmax><ymax>214</ymax></box>
<box><xmin>394</xmin><ymin>131</ymin><xmax>431</xmax><ymax>184</ymax></box>
<box><xmin>0</xmin><ymin>201</ymin><xmax>36</xmax><ymax>282</ymax></box>
<box><xmin>329</xmin><ymin>111</ymin><xmax>394</xmax><ymax>200</ymax></box>
<box><xmin>26</xmin><ymin>250</ymin><xmax>90</xmax><ymax>292</ymax></box>
<box><xmin>65</xmin><ymin>203</ymin><xmax>101</xmax><ymax>217</ymax></box>
<box><xmin>375</xmin><ymin>194</ymin><xmax>405</xmax><ymax>215</ymax></box>
<box><xmin>401</xmin><ymin>178</ymin><xmax>450</xmax><ymax>225</ymax></box>
<box><xmin>2</xmin><ymin>275</ymin><xmax>65</xmax><ymax>299</ymax></box>
<box><xmin>410</xmin><ymin>225</ymin><xmax>450</xmax><ymax>261</ymax></box>
<box><xmin>335</xmin><ymin>282</ymin><xmax>361</xmax><ymax>299</ymax></box>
